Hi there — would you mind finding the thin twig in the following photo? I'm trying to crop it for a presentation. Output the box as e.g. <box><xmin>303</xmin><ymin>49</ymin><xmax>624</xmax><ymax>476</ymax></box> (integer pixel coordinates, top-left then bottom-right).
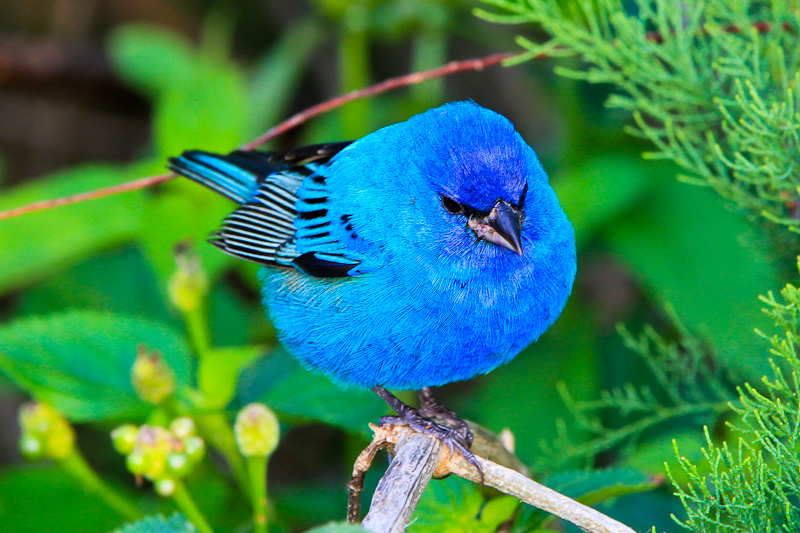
<box><xmin>357</xmin><ymin>424</ymin><xmax>636</xmax><ymax>533</ymax></box>
<box><xmin>0</xmin><ymin>53</ymin><xmax>515</xmax><ymax>222</ymax></box>
<box><xmin>238</xmin><ymin>52</ymin><xmax>515</xmax><ymax>151</ymax></box>
<box><xmin>1</xmin><ymin>18</ymin><xmax>787</xmax><ymax>222</ymax></box>
<box><xmin>0</xmin><ymin>172</ymin><xmax>174</xmax><ymax>221</ymax></box>
<box><xmin>348</xmin><ymin>428</ymin><xmax>389</xmax><ymax>523</ymax></box>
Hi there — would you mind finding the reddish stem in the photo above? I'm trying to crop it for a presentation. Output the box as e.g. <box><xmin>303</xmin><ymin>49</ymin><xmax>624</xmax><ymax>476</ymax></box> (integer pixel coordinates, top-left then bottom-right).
<box><xmin>0</xmin><ymin>52</ymin><xmax>515</xmax><ymax>222</ymax></box>
<box><xmin>0</xmin><ymin>17</ymin><xmax>793</xmax><ymax>222</ymax></box>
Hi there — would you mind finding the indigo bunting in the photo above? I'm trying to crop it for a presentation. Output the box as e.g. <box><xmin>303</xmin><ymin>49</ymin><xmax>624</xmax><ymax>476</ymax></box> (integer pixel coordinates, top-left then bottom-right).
<box><xmin>170</xmin><ymin>101</ymin><xmax>576</xmax><ymax>458</ymax></box>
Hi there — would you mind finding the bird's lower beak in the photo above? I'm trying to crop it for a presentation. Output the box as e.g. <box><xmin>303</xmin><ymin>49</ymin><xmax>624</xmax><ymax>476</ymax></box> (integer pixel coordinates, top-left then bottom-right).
<box><xmin>468</xmin><ymin>200</ymin><xmax>523</xmax><ymax>255</ymax></box>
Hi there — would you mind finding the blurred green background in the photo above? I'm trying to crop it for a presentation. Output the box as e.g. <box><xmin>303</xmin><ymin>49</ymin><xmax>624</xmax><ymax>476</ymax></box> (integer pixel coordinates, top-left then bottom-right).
<box><xmin>0</xmin><ymin>1</ymin><xmax>784</xmax><ymax>532</ymax></box>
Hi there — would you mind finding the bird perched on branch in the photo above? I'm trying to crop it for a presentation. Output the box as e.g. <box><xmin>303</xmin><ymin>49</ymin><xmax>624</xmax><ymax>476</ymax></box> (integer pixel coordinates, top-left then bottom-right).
<box><xmin>169</xmin><ymin>101</ymin><xmax>576</xmax><ymax>466</ymax></box>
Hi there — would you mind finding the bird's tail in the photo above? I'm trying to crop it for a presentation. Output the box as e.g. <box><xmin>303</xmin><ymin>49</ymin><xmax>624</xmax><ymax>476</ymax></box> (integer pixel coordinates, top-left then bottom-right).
<box><xmin>168</xmin><ymin>150</ymin><xmax>277</xmax><ymax>204</ymax></box>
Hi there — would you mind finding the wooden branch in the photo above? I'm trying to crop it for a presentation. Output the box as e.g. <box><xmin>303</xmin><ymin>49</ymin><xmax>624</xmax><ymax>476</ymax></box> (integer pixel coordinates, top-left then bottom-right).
<box><xmin>357</xmin><ymin>424</ymin><xmax>636</xmax><ymax>533</ymax></box>
<box><xmin>361</xmin><ymin>432</ymin><xmax>444</xmax><ymax>533</ymax></box>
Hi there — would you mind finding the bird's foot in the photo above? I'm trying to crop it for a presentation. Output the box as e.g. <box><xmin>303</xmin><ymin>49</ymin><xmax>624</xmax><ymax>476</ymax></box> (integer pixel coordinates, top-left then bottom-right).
<box><xmin>373</xmin><ymin>386</ymin><xmax>483</xmax><ymax>483</ymax></box>
<box><xmin>419</xmin><ymin>386</ymin><xmax>473</xmax><ymax>446</ymax></box>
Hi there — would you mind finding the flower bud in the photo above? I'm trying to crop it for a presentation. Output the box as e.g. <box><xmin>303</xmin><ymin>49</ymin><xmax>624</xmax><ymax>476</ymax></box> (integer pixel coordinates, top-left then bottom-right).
<box><xmin>167</xmin><ymin>452</ymin><xmax>190</xmax><ymax>476</ymax></box>
<box><xmin>155</xmin><ymin>477</ymin><xmax>176</xmax><ymax>497</ymax></box>
<box><xmin>168</xmin><ymin>242</ymin><xmax>208</xmax><ymax>313</ymax></box>
<box><xmin>111</xmin><ymin>424</ymin><xmax>139</xmax><ymax>455</ymax></box>
<box><xmin>18</xmin><ymin>402</ymin><xmax>74</xmax><ymax>460</ymax></box>
<box><xmin>169</xmin><ymin>417</ymin><xmax>196</xmax><ymax>439</ymax></box>
<box><xmin>131</xmin><ymin>345</ymin><xmax>175</xmax><ymax>404</ymax></box>
<box><xmin>182</xmin><ymin>435</ymin><xmax>206</xmax><ymax>463</ymax></box>
<box><xmin>20</xmin><ymin>435</ymin><xmax>43</xmax><ymax>461</ymax></box>
<box><xmin>126</xmin><ymin>450</ymin><xmax>148</xmax><ymax>475</ymax></box>
<box><xmin>234</xmin><ymin>403</ymin><xmax>280</xmax><ymax>457</ymax></box>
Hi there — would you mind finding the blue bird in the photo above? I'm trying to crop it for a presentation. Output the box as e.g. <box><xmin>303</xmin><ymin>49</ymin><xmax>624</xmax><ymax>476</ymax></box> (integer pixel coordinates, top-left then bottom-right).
<box><xmin>169</xmin><ymin>101</ymin><xmax>576</xmax><ymax>461</ymax></box>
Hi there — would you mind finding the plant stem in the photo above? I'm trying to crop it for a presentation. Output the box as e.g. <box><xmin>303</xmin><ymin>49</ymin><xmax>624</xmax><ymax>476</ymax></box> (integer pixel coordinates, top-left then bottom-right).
<box><xmin>247</xmin><ymin>455</ymin><xmax>269</xmax><ymax>533</ymax></box>
<box><xmin>184</xmin><ymin>305</ymin><xmax>211</xmax><ymax>359</ymax></box>
<box><xmin>195</xmin><ymin>412</ymin><xmax>251</xmax><ymax>495</ymax></box>
<box><xmin>60</xmin><ymin>452</ymin><xmax>141</xmax><ymax>521</ymax></box>
<box><xmin>172</xmin><ymin>479</ymin><xmax>215</xmax><ymax>533</ymax></box>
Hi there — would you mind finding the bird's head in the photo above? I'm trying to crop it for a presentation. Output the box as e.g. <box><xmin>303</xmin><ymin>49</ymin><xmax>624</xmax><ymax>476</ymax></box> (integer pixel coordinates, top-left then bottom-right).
<box><xmin>402</xmin><ymin>102</ymin><xmax>571</xmax><ymax>273</ymax></box>
<box><xmin>324</xmin><ymin>101</ymin><xmax>574</xmax><ymax>281</ymax></box>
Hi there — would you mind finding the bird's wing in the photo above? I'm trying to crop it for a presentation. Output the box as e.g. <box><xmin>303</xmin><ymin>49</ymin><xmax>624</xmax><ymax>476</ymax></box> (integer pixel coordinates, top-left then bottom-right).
<box><xmin>289</xmin><ymin>163</ymin><xmax>366</xmax><ymax>278</ymax></box>
<box><xmin>172</xmin><ymin>143</ymin><xmax>364</xmax><ymax>278</ymax></box>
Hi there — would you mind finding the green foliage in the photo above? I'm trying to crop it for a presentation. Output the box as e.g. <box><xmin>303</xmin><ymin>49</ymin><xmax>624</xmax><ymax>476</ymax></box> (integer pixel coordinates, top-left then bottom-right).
<box><xmin>5</xmin><ymin>0</ymin><xmax>800</xmax><ymax>531</ymax></box>
<box><xmin>0</xmin><ymin>311</ymin><xmax>191</xmax><ymax>422</ymax></box>
<box><xmin>113</xmin><ymin>513</ymin><xmax>197</xmax><ymax>533</ymax></box>
<box><xmin>478</xmin><ymin>0</ymin><xmax>800</xmax><ymax>239</ymax></box>
<box><xmin>0</xmin><ymin>165</ymin><xmax>142</xmax><ymax>292</ymax></box>
<box><xmin>408</xmin><ymin>476</ymin><xmax>518</xmax><ymax>533</ymax></box>
<box><xmin>537</xmin><ymin>311</ymin><xmax>735</xmax><ymax>472</ymax></box>
<box><xmin>0</xmin><ymin>466</ymin><xmax>132</xmax><ymax>532</ymax></box>
<box><xmin>236</xmin><ymin>349</ymin><xmax>386</xmax><ymax>435</ymax></box>
<box><xmin>663</xmin><ymin>269</ymin><xmax>800</xmax><ymax>532</ymax></box>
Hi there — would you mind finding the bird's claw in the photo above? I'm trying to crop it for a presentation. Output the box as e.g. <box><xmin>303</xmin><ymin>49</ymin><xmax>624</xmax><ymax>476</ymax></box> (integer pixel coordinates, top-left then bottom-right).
<box><xmin>374</xmin><ymin>386</ymin><xmax>484</xmax><ymax>484</ymax></box>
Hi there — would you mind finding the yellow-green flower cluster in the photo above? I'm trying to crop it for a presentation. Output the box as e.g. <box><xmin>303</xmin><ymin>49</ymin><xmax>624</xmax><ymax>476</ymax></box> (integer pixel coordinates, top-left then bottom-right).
<box><xmin>112</xmin><ymin>417</ymin><xmax>205</xmax><ymax>497</ymax></box>
<box><xmin>18</xmin><ymin>402</ymin><xmax>75</xmax><ymax>460</ymax></box>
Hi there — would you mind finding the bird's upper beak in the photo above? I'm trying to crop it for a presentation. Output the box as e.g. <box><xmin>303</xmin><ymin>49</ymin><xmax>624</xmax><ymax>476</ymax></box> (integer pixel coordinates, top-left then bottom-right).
<box><xmin>467</xmin><ymin>200</ymin><xmax>523</xmax><ymax>255</ymax></box>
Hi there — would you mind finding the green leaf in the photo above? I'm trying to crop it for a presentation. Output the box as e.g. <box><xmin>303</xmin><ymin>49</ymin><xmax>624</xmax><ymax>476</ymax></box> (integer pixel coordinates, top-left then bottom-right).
<box><xmin>545</xmin><ymin>467</ymin><xmax>658</xmax><ymax>505</ymax></box>
<box><xmin>605</xmin><ymin>166</ymin><xmax>781</xmax><ymax>381</ymax></box>
<box><xmin>108</xmin><ymin>22</ymin><xmax>249</xmax><ymax>158</ymax></box>
<box><xmin>198</xmin><ymin>345</ymin><xmax>264</xmax><ymax>409</ymax></box>
<box><xmin>0</xmin><ymin>311</ymin><xmax>191</xmax><ymax>422</ymax></box>
<box><xmin>235</xmin><ymin>349</ymin><xmax>386</xmax><ymax>435</ymax></box>
<box><xmin>0</xmin><ymin>164</ymin><xmax>141</xmax><ymax>293</ymax></box>
<box><xmin>409</xmin><ymin>476</ymin><xmax>517</xmax><ymax>533</ymax></box>
<box><xmin>623</xmin><ymin>430</ymin><xmax>705</xmax><ymax>487</ymax></box>
<box><xmin>0</xmin><ymin>466</ymin><xmax>127</xmax><ymax>532</ymax></box>
<box><xmin>247</xmin><ymin>18</ymin><xmax>325</xmax><ymax>137</ymax></box>
<box><xmin>113</xmin><ymin>513</ymin><xmax>196</xmax><ymax>533</ymax></box>
<box><xmin>304</xmin><ymin>523</ymin><xmax>364</xmax><ymax>533</ymax></box>
<box><xmin>18</xmin><ymin>247</ymin><xmax>172</xmax><ymax>324</ymax></box>
<box><xmin>107</xmin><ymin>25</ymin><xmax>194</xmax><ymax>97</ymax></box>
<box><xmin>138</xmin><ymin>184</ymin><xmax>234</xmax><ymax>284</ymax></box>
<box><xmin>479</xmin><ymin>496</ymin><xmax>520</xmax><ymax>530</ymax></box>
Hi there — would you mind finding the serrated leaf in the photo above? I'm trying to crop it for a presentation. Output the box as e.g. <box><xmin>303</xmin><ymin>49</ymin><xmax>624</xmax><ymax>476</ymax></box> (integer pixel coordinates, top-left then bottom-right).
<box><xmin>546</xmin><ymin>467</ymin><xmax>658</xmax><ymax>505</ymax></box>
<box><xmin>304</xmin><ymin>522</ymin><xmax>364</xmax><ymax>533</ymax></box>
<box><xmin>408</xmin><ymin>477</ymin><xmax>483</xmax><ymax>533</ymax></box>
<box><xmin>113</xmin><ymin>513</ymin><xmax>196</xmax><ymax>533</ymax></box>
<box><xmin>234</xmin><ymin>349</ymin><xmax>386</xmax><ymax>435</ymax></box>
<box><xmin>0</xmin><ymin>311</ymin><xmax>191</xmax><ymax>421</ymax></box>
<box><xmin>409</xmin><ymin>477</ymin><xmax>516</xmax><ymax>533</ymax></box>
<box><xmin>139</xmin><ymin>185</ymin><xmax>234</xmax><ymax>284</ymax></box>
<box><xmin>0</xmin><ymin>164</ymin><xmax>142</xmax><ymax>293</ymax></box>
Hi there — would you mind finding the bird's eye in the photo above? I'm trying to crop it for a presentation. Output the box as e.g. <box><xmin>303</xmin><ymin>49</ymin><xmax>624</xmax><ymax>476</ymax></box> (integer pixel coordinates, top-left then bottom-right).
<box><xmin>441</xmin><ymin>195</ymin><xmax>464</xmax><ymax>215</ymax></box>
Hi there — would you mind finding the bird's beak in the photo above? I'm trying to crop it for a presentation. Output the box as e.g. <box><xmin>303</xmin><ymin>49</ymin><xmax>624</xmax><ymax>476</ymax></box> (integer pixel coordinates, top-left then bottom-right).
<box><xmin>468</xmin><ymin>200</ymin><xmax>523</xmax><ymax>255</ymax></box>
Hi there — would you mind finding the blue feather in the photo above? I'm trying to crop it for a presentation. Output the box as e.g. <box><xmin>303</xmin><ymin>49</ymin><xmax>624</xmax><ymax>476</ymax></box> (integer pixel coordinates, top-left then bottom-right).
<box><xmin>170</xmin><ymin>102</ymin><xmax>576</xmax><ymax>390</ymax></box>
